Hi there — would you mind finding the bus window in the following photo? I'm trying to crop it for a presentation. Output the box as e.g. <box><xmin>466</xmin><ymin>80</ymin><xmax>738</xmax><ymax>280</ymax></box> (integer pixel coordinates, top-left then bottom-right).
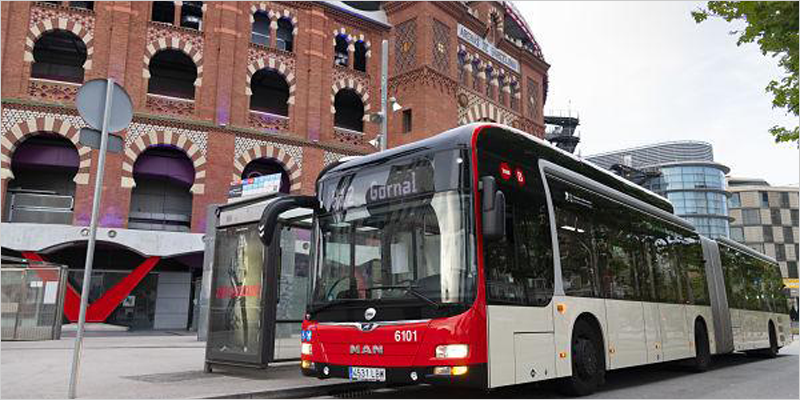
<box><xmin>480</xmin><ymin>151</ymin><xmax>553</xmax><ymax>307</ymax></box>
<box><xmin>549</xmin><ymin>178</ymin><xmax>600</xmax><ymax>298</ymax></box>
<box><xmin>679</xmin><ymin>235</ymin><xmax>709</xmax><ymax>306</ymax></box>
<box><xmin>652</xmin><ymin>236</ymin><xmax>683</xmax><ymax>304</ymax></box>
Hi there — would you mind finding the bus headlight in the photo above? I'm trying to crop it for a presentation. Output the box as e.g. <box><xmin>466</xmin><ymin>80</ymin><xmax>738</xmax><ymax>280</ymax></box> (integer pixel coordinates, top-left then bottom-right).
<box><xmin>301</xmin><ymin>342</ymin><xmax>313</xmax><ymax>356</ymax></box>
<box><xmin>435</xmin><ymin>344</ymin><xmax>468</xmax><ymax>359</ymax></box>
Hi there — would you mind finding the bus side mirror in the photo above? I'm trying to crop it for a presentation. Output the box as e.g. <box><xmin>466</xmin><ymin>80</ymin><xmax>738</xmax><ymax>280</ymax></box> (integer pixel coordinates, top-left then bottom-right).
<box><xmin>481</xmin><ymin>176</ymin><xmax>506</xmax><ymax>241</ymax></box>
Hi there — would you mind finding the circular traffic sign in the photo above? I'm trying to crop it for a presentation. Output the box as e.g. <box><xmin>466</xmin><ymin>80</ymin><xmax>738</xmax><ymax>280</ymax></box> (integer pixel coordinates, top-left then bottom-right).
<box><xmin>76</xmin><ymin>79</ymin><xmax>133</xmax><ymax>133</ymax></box>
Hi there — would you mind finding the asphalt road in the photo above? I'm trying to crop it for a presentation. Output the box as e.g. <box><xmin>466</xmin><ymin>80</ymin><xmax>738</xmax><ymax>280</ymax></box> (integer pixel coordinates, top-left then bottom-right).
<box><xmin>316</xmin><ymin>340</ymin><xmax>799</xmax><ymax>399</ymax></box>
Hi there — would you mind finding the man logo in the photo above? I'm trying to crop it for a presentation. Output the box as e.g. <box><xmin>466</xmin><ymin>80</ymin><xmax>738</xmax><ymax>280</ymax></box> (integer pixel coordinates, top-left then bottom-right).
<box><xmin>350</xmin><ymin>344</ymin><xmax>384</xmax><ymax>355</ymax></box>
<box><xmin>365</xmin><ymin>307</ymin><xmax>376</xmax><ymax>321</ymax></box>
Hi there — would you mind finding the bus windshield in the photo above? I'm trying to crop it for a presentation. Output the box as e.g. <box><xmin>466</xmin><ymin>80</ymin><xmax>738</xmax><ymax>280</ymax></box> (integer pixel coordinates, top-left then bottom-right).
<box><xmin>310</xmin><ymin>150</ymin><xmax>475</xmax><ymax>317</ymax></box>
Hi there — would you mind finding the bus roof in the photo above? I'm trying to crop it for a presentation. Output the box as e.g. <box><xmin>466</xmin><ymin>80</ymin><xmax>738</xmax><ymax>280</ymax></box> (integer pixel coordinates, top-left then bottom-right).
<box><xmin>321</xmin><ymin>123</ymin><xmax>676</xmax><ymax>214</ymax></box>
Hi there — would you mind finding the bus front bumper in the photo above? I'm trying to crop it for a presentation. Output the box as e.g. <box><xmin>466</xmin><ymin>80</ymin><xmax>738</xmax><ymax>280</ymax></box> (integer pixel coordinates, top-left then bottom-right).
<box><xmin>301</xmin><ymin>362</ymin><xmax>487</xmax><ymax>387</ymax></box>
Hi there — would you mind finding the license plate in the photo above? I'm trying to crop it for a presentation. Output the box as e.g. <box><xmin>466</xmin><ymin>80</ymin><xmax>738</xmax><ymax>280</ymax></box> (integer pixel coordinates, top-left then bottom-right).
<box><xmin>349</xmin><ymin>366</ymin><xmax>386</xmax><ymax>382</ymax></box>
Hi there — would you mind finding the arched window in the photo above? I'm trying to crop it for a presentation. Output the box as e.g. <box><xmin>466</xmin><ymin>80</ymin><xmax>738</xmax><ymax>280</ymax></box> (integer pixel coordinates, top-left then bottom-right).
<box><xmin>354</xmin><ymin>41</ymin><xmax>367</xmax><ymax>72</ymax></box>
<box><xmin>5</xmin><ymin>134</ymin><xmax>79</xmax><ymax>224</ymax></box>
<box><xmin>334</xmin><ymin>34</ymin><xmax>349</xmax><ymax>67</ymax></box>
<box><xmin>151</xmin><ymin>1</ymin><xmax>175</xmax><ymax>24</ymax></box>
<box><xmin>129</xmin><ymin>146</ymin><xmax>194</xmax><ymax>232</ymax></box>
<box><xmin>241</xmin><ymin>158</ymin><xmax>290</xmax><ymax>194</ymax></box>
<box><xmin>250</xmin><ymin>69</ymin><xmax>289</xmax><ymax>116</ymax></box>
<box><xmin>31</xmin><ymin>30</ymin><xmax>87</xmax><ymax>83</ymax></box>
<box><xmin>180</xmin><ymin>1</ymin><xmax>203</xmax><ymax>30</ymax></box>
<box><xmin>276</xmin><ymin>18</ymin><xmax>294</xmax><ymax>52</ymax></box>
<box><xmin>148</xmin><ymin>49</ymin><xmax>197</xmax><ymax>99</ymax></box>
<box><xmin>69</xmin><ymin>2</ymin><xmax>94</xmax><ymax>10</ymax></box>
<box><xmin>334</xmin><ymin>89</ymin><xmax>364</xmax><ymax>132</ymax></box>
<box><xmin>251</xmin><ymin>12</ymin><xmax>270</xmax><ymax>45</ymax></box>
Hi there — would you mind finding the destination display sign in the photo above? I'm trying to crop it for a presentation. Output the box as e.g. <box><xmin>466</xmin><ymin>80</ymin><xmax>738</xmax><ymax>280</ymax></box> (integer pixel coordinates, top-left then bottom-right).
<box><xmin>457</xmin><ymin>24</ymin><xmax>520</xmax><ymax>73</ymax></box>
<box><xmin>322</xmin><ymin>159</ymin><xmax>435</xmax><ymax>214</ymax></box>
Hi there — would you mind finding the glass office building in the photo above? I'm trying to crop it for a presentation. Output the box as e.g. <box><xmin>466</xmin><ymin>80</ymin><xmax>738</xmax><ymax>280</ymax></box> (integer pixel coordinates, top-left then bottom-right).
<box><xmin>587</xmin><ymin>141</ymin><xmax>732</xmax><ymax>238</ymax></box>
<box><xmin>643</xmin><ymin>162</ymin><xmax>731</xmax><ymax>238</ymax></box>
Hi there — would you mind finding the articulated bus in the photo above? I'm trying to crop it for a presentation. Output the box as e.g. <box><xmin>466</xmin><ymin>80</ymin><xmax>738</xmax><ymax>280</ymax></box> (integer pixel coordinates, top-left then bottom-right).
<box><xmin>258</xmin><ymin>123</ymin><xmax>791</xmax><ymax>395</ymax></box>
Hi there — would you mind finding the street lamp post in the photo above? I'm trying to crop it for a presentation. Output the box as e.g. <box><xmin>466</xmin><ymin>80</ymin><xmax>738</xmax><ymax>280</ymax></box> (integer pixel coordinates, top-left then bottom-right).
<box><xmin>369</xmin><ymin>39</ymin><xmax>401</xmax><ymax>151</ymax></box>
<box><xmin>380</xmin><ymin>39</ymin><xmax>388</xmax><ymax>151</ymax></box>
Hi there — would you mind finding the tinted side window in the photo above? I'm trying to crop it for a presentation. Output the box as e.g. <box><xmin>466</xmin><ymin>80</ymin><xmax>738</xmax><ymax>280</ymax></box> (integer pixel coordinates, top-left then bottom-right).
<box><xmin>719</xmin><ymin>245</ymin><xmax>745</xmax><ymax>309</ymax></box>
<box><xmin>652</xmin><ymin>234</ymin><xmax>683</xmax><ymax>304</ymax></box>
<box><xmin>679</xmin><ymin>235</ymin><xmax>709</xmax><ymax>306</ymax></box>
<box><xmin>550</xmin><ymin>179</ymin><xmax>599</xmax><ymax>298</ymax></box>
<box><xmin>480</xmin><ymin>151</ymin><xmax>553</xmax><ymax>306</ymax></box>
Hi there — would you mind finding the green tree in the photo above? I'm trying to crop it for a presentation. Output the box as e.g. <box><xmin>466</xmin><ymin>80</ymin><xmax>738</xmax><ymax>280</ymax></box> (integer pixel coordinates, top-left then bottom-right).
<box><xmin>692</xmin><ymin>1</ymin><xmax>799</xmax><ymax>144</ymax></box>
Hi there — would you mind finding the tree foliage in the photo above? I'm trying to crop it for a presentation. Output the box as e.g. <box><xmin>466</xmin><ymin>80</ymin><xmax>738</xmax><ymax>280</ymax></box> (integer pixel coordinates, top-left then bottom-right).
<box><xmin>692</xmin><ymin>1</ymin><xmax>799</xmax><ymax>144</ymax></box>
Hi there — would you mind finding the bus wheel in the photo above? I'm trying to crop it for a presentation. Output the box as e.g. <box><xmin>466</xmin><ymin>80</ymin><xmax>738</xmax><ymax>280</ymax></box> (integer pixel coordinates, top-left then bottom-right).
<box><xmin>690</xmin><ymin>321</ymin><xmax>711</xmax><ymax>372</ymax></box>
<box><xmin>762</xmin><ymin>322</ymin><xmax>779</xmax><ymax>358</ymax></box>
<box><xmin>561</xmin><ymin>319</ymin><xmax>604</xmax><ymax>396</ymax></box>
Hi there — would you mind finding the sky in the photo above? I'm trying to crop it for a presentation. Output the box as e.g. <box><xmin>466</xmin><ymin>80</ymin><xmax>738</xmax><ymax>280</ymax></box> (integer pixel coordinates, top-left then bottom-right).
<box><xmin>517</xmin><ymin>1</ymin><xmax>799</xmax><ymax>186</ymax></box>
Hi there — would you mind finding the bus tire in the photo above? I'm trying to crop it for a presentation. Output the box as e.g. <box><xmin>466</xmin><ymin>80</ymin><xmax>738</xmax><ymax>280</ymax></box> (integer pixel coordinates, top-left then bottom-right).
<box><xmin>561</xmin><ymin>319</ymin><xmax>605</xmax><ymax>396</ymax></box>
<box><xmin>690</xmin><ymin>320</ymin><xmax>711</xmax><ymax>372</ymax></box>
<box><xmin>762</xmin><ymin>321</ymin><xmax>779</xmax><ymax>358</ymax></box>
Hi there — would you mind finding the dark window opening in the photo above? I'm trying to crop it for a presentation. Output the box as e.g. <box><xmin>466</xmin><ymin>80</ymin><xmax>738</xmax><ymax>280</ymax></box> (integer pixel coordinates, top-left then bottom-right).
<box><xmin>241</xmin><ymin>158</ymin><xmax>290</xmax><ymax>194</ymax></box>
<box><xmin>31</xmin><ymin>30</ymin><xmax>87</xmax><ymax>83</ymax></box>
<box><xmin>5</xmin><ymin>134</ymin><xmax>79</xmax><ymax>224</ymax></box>
<box><xmin>402</xmin><ymin>109</ymin><xmax>412</xmax><ymax>133</ymax></box>
<box><xmin>151</xmin><ymin>1</ymin><xmax>175</xmax><ymax>24</ymax></box>
<box><xmin>148</xmin><ymin>49</ymin><xmax>197</xmax><ymax>99</ymax></box>
<box><xmin>69</xmin><ymin>2</ymin><xmax>93</xmax><ymax>10</ymax></box>
<box><xmin>251</xmin><ymin>12</ymin><xmax>270</xmax><ymax>45</ymax></box>
<box><xmin>788</xmin><ymin>261</ymin><xmax>798</xmax><ymax>279</ymax></box>
<box><xmin>277</xmin><ymin>18</ymin><xmax>293</xmax><ymax>52</ymax></box>
<box><xmin>761</xmin><ymin>191</ymin><xmax>769</xmax><ymax>208</ymax></box>
<box><xmin>249</xmin><ymin>69</ymin><xmax>289</xmax><ymax>116</ymax></box>
<box><xmin>764</xmin><ymin>225</ymin><xmax>774</xmax><ymax>243</ymax></box>
<box><xmin>780</xmin><ymin>192</ymin><xmax>791</xmax><ymax>208</ymax></box>
<box><xmin>333</xmin><ymin>89</ymin><xmax>364</xmax><ymax>132</ymax></box>
<box><xmin>354</xmin><ymin>41</ymin><xmax>367</xmax><ymax>72</ymax></box>
<box><xmin>334</xmin><ymin>35</ymin><xmax>349</xmax><ymax>67</ymax></box>
<box><xmin>180</xmin><ymin>1</ymin><xmax>203</xmax><ymax>30</ymax></box>
<box><xmin>129</xmin><ymin>146</ymin><xmax>194</xmax><ymax>232</ymax></box>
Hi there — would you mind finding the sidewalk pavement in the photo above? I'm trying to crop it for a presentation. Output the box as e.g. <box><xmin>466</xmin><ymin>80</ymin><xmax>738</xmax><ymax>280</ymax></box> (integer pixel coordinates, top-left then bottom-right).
<box><xmin>1</xmin><ymin>332</ymin><xmax>352</xmax><ymax>399</ymax></box>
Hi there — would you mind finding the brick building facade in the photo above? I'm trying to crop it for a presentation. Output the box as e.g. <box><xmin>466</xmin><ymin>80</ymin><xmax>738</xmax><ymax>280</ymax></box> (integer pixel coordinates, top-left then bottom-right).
<box><xmin>0</xmin><ymin>1</ymin><xmax>548</xmax><ymax>330</ymax></box>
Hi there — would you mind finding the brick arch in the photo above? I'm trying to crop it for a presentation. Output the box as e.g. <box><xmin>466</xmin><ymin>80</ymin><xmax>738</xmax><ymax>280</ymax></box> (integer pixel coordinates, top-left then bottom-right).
<box><xmin>332</xmin><ymin>28</ymin><xmax>372</xmax><ymax>58</ymax></box>
<box><xmin>142</xmin><ymin>40</ymin><xmax>203</xmax><ymax>87</ymax></box>
<box><xmin>459</xmin><ymin>102</ymin><xmax>510</xmax><ymax>126</ymax></box>
<box><xmin>330</xmin><ymin>83</ymin><xmax>371</xmax><ymax>119</ymax></box>
<box><xmin>1</xmin><ymin>117</ymin><xmax>92</xmax><ymax>184</ymax></box>
<box><xmin>23</xmin><ymin>18</ymin><xmax>94</xmax><ymax>70</ymax></box>
<box><xmin>233</xmin><ymin>145</ymin><xmax>301</xmax><ymax>192</ymax></box>
<box><xmin>121</xmin><ymin>131</ymin><xmax>206</xmax><ymax>195</ymax></box>
<box><xmin>245</xmin><ymin>59</ymin><xmax>296</xmax><ymax>105</ymax></box>
<box><xmin>249</xmin><ymin>4</ymin><xmax>299</xmax><ymax>36</ymax></box>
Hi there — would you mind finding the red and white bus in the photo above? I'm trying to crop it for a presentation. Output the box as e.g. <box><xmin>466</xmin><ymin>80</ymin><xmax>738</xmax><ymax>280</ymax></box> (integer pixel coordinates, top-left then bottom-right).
<box><xmin>259</xmin><ymin>123</ymin><xmax>792</xmax><ymax>395</ymax></box>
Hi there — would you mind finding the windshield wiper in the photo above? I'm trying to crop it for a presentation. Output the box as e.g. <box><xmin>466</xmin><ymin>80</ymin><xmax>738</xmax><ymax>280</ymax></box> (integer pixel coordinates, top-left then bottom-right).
<box><xmin>363</xmin><ymin>284</ymin><xmax>442</xmax><ymax>309</ymax></box>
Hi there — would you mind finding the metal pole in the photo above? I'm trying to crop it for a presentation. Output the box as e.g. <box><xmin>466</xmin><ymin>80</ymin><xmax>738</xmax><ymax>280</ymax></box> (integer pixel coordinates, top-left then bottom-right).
<box><xmin>380</xmin><ymin>39</ymin><xmax>388</xmax><ymax>151</ymax></box>
<box><xmin>68</xmin><ymin>78</ymin><xmax>114</xmax><ymax>399</ymax></box>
